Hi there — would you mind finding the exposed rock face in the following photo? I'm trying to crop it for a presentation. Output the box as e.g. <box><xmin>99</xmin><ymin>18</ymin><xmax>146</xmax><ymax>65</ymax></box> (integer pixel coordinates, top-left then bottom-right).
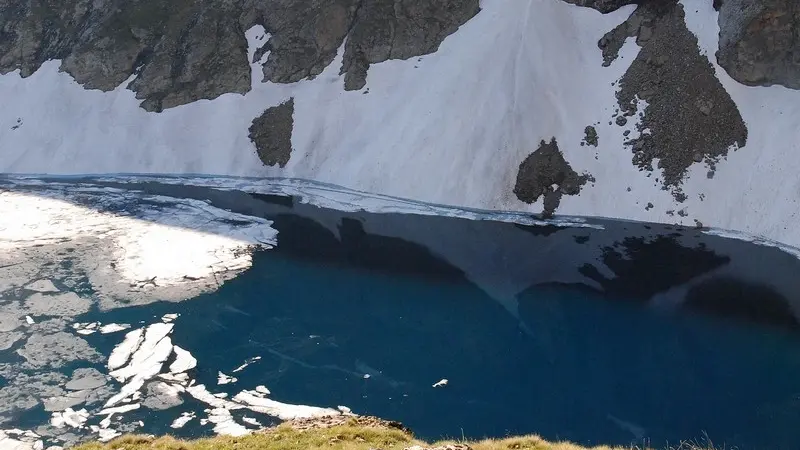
<box><xmin>0</xmin><ymin>0</ymin><xmax>252</xmax><ymax>112</ymax></box>
<box><xmin>599</xmin><ymin>2</ymin><xmax>747</xmax><ymax>196</ymax></box>
<box><xmin>340</xmin><ymin>0</ymin><xmax>481</xmax><ymax>91</ymax></box>
<box><xmin>513</xmin><ymin>138</ymin><xmax>594</xmax><ymax>218</ymax></box>
<box><xmin>0</xmin><ymin>0</ymin><xmax>478</xmax><ymax>111</ymax></box>
<box><xmin>249</xmin><ymin>98</ymin><xmax>295</xmax><ymax>168</ymax></box>
<box><xmin>717</xmin><ymin>0</ymin><xmax>800</xmax><ymax>89</ymax></box>
<box><xmin>560</xmin><ymin>0</ymin><xmax>640</xmax><ymax>14</ymax></box>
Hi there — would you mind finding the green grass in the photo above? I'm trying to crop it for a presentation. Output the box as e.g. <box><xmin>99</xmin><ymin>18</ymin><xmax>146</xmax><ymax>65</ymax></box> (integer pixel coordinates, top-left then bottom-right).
<box><xmin>72</xmin><ymin>417</ymin><xmax>724</xmax><ymax>450</ymax></box>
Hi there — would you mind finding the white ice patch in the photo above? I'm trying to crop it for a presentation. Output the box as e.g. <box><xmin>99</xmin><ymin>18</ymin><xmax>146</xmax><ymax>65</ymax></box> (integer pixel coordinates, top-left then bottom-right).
<box><xmin>110</xmin><ymin>323</ymin><xmax>173</xmax><ymax>382</ymax></box>
<box><xmin>171</xmin><ymin>412</ymin><xmax>196</xmax><ymax>429</ymax></box>
<box><xmin>97</xmin><ymin>428</ymin><xmax>121</xmax><ymax>442</ymax></box>
<box><xmin>0</xmin><ymin>190</ymin><xmax>278</xmax><ymax>305</ymax></box>
<box><xmin>0</xmin><ymin>430</ymin><xmax>42</xmax><ymax>450</ymax></box>
<box><xmin>231</xmin><ymin>390</ymin><xmax>340</xmax><ymax>421</ymax></box>
<box><xmin>232</xmin><ymin>356</ymin><xmax>261</xmax><ymax>373</ymax></box>
<box><xmin>254</xmin><ymin>385</ymin><xmax>270</xmax><ymax>396</ymax></box>
<box><xmin>105</xmin><ymin>324</ymin><xmax>176</xmax><ymax>407</ymax></box>
<box><xmin>241</xmin><ymin>417</ymin><xmax>261</xmax><ymax>427</ymax></box>
<box><xmin>169</xmin><ymin>345</ymin><xmax>197</xmax><ymax>374</ymax></box>
<box><xmin>217</xmin><ymin>372</ymin><xmax>237</xmax><ymax>385</ymax></box>
<box><xmin>98</xmin><ymin>403</ymin><xmax>141</xmax><ymax>416</ymax></box>
<box><xmin>207</xmin><ymin>408</ymin><xmax>249</xmax><ymax>437</ymax></box>
<box><xmin>107</xmin><ymin>328</ymin><xmax>144</xmax><ymax>371</ymax></box>
<box><xmin>161</xmin><ymin>314</ymin><xmax>179</xmax><ymax>323</ymax></box>
<box><xmin>99</xmin><ymin>323</ymin><xmax>130</xmax><ymax>334</ymax></box>
<box><xmin>49</xmin><ymin>408</ymin><xmax>89</xmax><ymax>429</ymax></box>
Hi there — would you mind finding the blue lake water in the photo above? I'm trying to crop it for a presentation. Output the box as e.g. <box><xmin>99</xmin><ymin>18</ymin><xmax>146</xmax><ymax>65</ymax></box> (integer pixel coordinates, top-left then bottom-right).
<box><xmin>1</xmin><ymin>176</ymin><xmax>800</xmax><ymax>450</ymax></box>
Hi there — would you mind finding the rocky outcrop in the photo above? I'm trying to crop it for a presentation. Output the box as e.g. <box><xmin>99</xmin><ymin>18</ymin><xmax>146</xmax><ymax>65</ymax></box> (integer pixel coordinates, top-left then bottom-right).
<box><xmin>248</xmin><ymin>98</ymin><xmax>295</xmax><ymax>168</ymax></box>
<box><xmin>513</xmin><ymin>138</ymin><xmax>594</xmax><ymax>218</ymax></box>
<box><xmin>0</xmin><ymin>0</ymin><xmax>252</xmax><ymax>112</ymax></box>
<box><xmin>599</xmin><ymin>2</ymin><xmax>747</xmax><ymax>196</ymax></box>
<box><xmin>716</xmin><ymin>0</ymin><xmax>800</xmax><ymax>89</ymax></box>
<box><xmin>560</xmin><ymin>0</ymin><xmax>640</xmax><ymax>14</ymax></box>
<box><xmin>340</xmin><ymin>0</ymin><xmax>481</xmax><ymax>91</ymax></box>
<box><xmin>0</xmin><ymin>0</ymin><xmax>478</xmax><ymax>111</ymax></box>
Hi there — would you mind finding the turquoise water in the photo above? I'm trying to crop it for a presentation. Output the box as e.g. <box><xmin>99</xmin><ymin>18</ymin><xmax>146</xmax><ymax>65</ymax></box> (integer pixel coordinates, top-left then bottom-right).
<box><xmin>80</xmin><ymin>247</ymin><xmax>800</xmax><ymax>450</ymax></box>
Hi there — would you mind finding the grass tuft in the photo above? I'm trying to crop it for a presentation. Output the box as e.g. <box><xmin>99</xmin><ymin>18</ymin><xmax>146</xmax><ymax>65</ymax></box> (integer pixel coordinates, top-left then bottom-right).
<box><xmin>73</xmin><ymin>418</ymin><xmax>725</xmax><ymax>450</ymax></box>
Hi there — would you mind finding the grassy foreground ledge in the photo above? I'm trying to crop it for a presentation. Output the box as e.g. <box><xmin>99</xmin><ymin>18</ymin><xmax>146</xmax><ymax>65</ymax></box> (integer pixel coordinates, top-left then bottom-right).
<box><xmin>73</xmin><ymin>416</ymin><xmax>718</xmax><ymax>450</ymax></box>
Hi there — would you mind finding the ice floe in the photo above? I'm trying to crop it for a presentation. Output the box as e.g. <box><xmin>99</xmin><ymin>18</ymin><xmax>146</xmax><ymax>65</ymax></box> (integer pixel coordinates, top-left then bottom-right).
<box><xmin>107</xmin><ymin>328</ymin><xmax>144</xmax><ymax>371</ymax></box>
<box><xmin>50</xmin><ymin>409</ymin><xmax>89</xmax><ymax>429</ymax></box>
<box><xmin>171</xmin><ymin>412</ymin><xmax>196</xmax><ymax>429</ymax></box>
<box><xmin>254</xmin><ymin>385</ymin><xmax>270</xmax><ymax>396</ymax></box>
<box><xmin>207</xmin><ymin>408</ymin><xmax>249</xmax><ymax>437</ymax></box>
<box><xmin>232</xmin><ymin>356</ymin><xmax>261</xmax><ymax>373</ymax></box>
<box><xmin>98</xmin><ymin>324</ymin><xmax>130</xmax><ymax>334</ymax></box>
<box><xmin>161</xmin><ymin>314</ymin><xmax>179</xmax><ymax>323</ymax></box>
<box><xmin>25</xmin><ymin>280</ymin><xmax>59</xmax><ymax>293</ymax></box>
<box><xmin>168</xmin><ymin>345</ymin><xmax>197</xmax><ymax>373</ymax></box>
<box><xmin>0</xmin><ymin>429</ymin><xmax>43</xmax><ymax>450</ymax></box>
<box><xmin>217</xmin><ymin>372</ymin><xmax>237</xmax><ymax>385</ymax></box>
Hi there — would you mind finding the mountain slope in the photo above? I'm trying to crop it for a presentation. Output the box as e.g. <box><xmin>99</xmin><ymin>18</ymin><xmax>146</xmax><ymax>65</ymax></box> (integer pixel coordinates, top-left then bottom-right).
<box><xmin>1</xmin><ymin>0</ymin><xmax>800</xmax><ymax>250</ymax></box>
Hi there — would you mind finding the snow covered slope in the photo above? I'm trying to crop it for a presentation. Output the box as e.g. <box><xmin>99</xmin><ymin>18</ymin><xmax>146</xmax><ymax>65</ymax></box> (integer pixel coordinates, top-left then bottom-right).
<box><xmin>1</xmin><ymin>0</ymin><xmax>799</xmax><ymax>249</ymax></box>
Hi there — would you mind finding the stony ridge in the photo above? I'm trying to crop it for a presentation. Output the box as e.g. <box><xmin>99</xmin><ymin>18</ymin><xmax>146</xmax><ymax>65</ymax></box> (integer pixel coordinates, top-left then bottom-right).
<box><xmin>0</xmin><ymin>0</ymin><xmax>478</xmax><ymax>111</ymax></box>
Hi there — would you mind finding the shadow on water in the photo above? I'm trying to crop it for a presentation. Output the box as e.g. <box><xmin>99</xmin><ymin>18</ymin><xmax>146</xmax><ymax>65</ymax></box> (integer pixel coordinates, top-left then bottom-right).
<box><xmin>5</xmin><ymin>176</ymin><xmax>800</xmax><ymax>450</ymax></box>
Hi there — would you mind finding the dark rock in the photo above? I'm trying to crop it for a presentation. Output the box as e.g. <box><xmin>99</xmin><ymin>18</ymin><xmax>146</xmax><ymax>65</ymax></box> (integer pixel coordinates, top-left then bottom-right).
<box><xmin>612</xmin><ymin>3</ymin><xmax>747</xmax><ymax>197</ymax></box>
<box><xmin>340</xmin><ymin>0</ymin><xmax>480</xmax><ymax>91</ymax></box>
<box><xmin>645</xmin><ymin>202</ymin><xmax>654</xmax><ymax>210</ymax></box>
<box><xmin>615</xmin><ymin>116</ymin><xmax>628</xmax><ymax>126</ymax></box>
<box><xmin>513</xmin><ymin>138</ymin><xmax>594</xmax><ymax>218</ymax></box>
<box><xmin>695</xmin><ymin>98</ymin><xmax>714</xmax><ymax>115</ymax></box>
<box><xmin>717</xmin><ymin>0</ymin><xmax>800</xmax><ymax>90</ymax></box>
<box><xmin>248</xmin><ymin>98</ymin><xmax>295</xmax><ymax>168</ymax></box>
<box><xmin>583</xmin><ymin>125</ymin><xmax>599</xmax><ymax>146</ymax></box>
<box><xmin>560</xmin><ymin>0</ymin><xmax>640</xmax><ymax>14</ymax></box>
<box><xmin>637</xmin><ymin>24</ymin><xmax>653</xmax><ymax>43</ymax></box>
<box><xmin>0</xmin><ymin>0</ymin><xmax>480</xmax><ymax>109</ymax></box>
